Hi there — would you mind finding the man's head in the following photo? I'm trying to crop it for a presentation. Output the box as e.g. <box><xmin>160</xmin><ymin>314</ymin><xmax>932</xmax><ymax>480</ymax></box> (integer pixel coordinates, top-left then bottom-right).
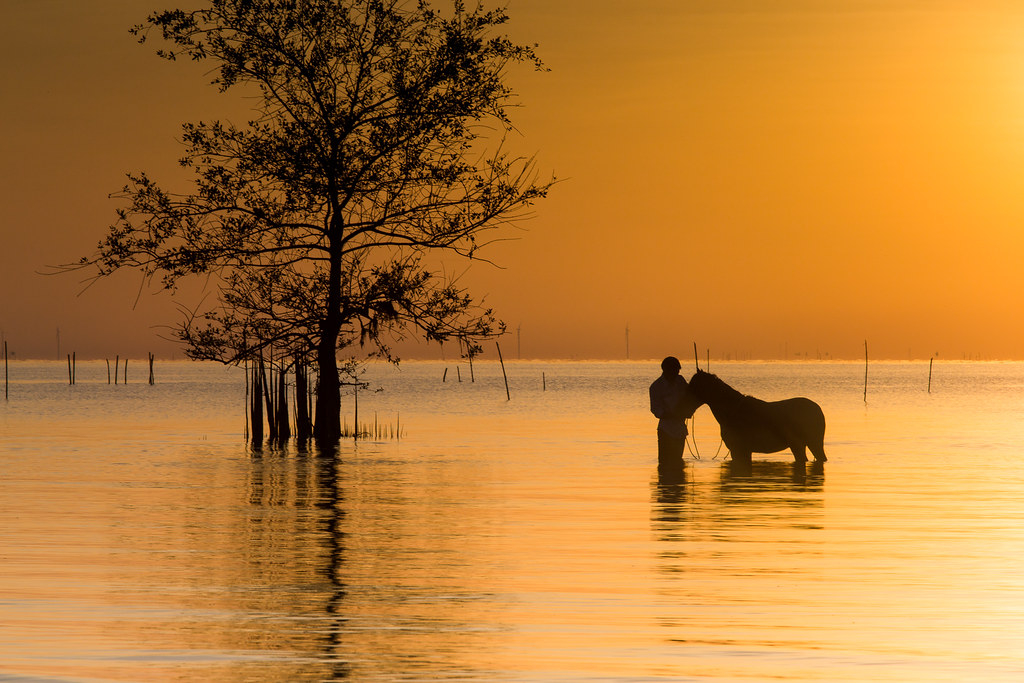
<box><xmin>661</xmin><ymin>356</ymin><xmax>681</xmax><ymax>376</ymax></box>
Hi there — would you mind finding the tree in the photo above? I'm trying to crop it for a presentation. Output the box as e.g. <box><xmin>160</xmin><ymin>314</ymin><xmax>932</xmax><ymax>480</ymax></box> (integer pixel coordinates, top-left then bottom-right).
<box><xmin>74</xmin><ymin>0</ymin><xmax>551</xmax><ymax>443</ymax></box>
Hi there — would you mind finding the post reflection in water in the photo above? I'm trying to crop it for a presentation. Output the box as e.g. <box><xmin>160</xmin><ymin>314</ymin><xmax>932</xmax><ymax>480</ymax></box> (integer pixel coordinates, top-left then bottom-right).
<box><xmin>240</xmin><ymin>441</ymin><xmax>510</xmax><ymax>681</ymax></box>
<box><xmin>239</xmin><ymin>444</ymin><xmax>346</xmax><ymax>679</ymax></box>
<box><xmin>247</xmin><ymin>442</ymin><xmax>351</xmax><ymax>679</ymax></box>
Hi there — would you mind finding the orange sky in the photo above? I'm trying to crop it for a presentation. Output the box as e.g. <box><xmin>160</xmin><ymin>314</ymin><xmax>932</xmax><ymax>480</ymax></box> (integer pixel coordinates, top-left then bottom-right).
<box><xmin>3</xmin><ymin>1</ymin><xmax>1024</xmax><ymax>360</ymax></box>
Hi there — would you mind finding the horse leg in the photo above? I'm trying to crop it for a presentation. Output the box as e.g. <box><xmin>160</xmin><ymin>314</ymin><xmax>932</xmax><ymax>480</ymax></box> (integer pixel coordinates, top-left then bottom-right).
<box><xmin>731</xmin><ymin>449</ymin><xmax>752</xmax><ymax>465</ymax></box>
<box><xmin>809</xmin><ymin>440</ymin><xmax>827</xmax><ymax>462</ymax></box>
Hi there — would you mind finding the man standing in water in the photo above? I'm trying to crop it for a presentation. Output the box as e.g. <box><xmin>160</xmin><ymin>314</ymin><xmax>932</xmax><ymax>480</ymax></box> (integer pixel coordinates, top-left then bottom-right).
<box><xmin>649</xmin><ymin>356</ymin><xmax>700</xmax><ymax>464</ymax></box>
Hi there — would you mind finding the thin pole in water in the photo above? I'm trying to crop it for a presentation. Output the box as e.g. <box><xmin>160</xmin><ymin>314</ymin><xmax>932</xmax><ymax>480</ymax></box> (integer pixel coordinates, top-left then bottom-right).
<box><xmin>863</xmin><ymin>340</ymin><xmax>869</xmax><ymax>404</ymax></box>
<box><xmin>496</xmin><ymin>342</ymin><xmax>510</xmax><ymax>400</ymax></box>
<box><xmin>928</xmin><ymin>355</ymin><xmax>935</xmax><ymax>394</ymax></box>
<box><xmin>4</xmin><ymin>341</ymin><xmax>8</xmax><ymax>401</ymax></box>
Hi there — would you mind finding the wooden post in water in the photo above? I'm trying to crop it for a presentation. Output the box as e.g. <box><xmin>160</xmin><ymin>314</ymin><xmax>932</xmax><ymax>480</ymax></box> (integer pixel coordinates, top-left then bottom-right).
<box><xmin>250</xmin><ymin>360</ymin><xmax>264</xmax><ymax>444</ymax></box>
<box><xmin>542</xmin><ymin>372</ymin><xmax>546</xmax><ymax>391</ymax></box>
<box><xmin>259</xmin><ymin>355</ymin><xmax>275</xmax><ymax>442</ymax></box>
<box><xmin>244</xmin><ymin>357</ymin><xmax>250</xmax><ymax>442</ymax></box>
<box><xmin>293</xmin><ymin>356</ymin><xmax>306</xmax><ymax>442</ymax></box>
<box><xmin>106</xmin><ymin>359</ymin><xmax>111</xmax><ymax>384</ymax></box>
<box><xmin>148</xmin><ymin>353</ymin><xmax>155</xmax><ymax>385</ymax></box>
<box><xmin>276</xmin><ymin>363</ymin><xmax>290</xmax><ymax>443</ymax></box>
<box><xmin>123</xmin><ymin>358</ymin><xmax>128</xmax><ymax>384</ymax></box>
<box><xmin>442</xmin><ymin>367</ymin><xmax>448</xmax><ymax>383</ymax></box>
<box><xmin>67</xmin><ymin>354</ymin><xmax>72</xmax><ymax>385</ymax></box>
<box><xmin>115</xmin><ymin>355</ymin><xmax>119</xmax><ymax>385</ymax></box>
<box><xmin>72</xmin><ymin>352</ymin><xmax>76</xmax><ymax>385</ymax></box>
<box><xmin>496</xmin><ymin>342</ymin><xmax>510</xmax><ymax>401</ymax></box>
<box><xmin>928</xmin><ymin>356</ymin><xmax>935</xmax><ymax>394</ymax></box>
<box><xmin>863</xmin><ymin>340</ymin><xmax>869</xmax><ymax>404</ymax></box>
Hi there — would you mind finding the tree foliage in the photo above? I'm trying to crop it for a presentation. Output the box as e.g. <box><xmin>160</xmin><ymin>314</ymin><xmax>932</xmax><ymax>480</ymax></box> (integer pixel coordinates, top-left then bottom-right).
<box><xmin>76</xmin><ymin>0</ymin><xmax>551</xmax><ymax>441</ymax></box>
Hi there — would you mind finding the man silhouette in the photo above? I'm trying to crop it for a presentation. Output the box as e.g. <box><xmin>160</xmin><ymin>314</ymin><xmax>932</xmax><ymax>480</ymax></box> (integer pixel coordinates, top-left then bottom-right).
<box><xmin>649</xmin><ymin>356</ymin><xmax>700</xmax><ymax>463</ymax></box>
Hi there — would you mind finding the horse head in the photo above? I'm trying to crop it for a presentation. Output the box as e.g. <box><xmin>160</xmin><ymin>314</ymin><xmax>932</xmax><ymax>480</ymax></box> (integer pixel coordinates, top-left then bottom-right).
<box><xmin>688</xmin><ymin>369</ymin><xmax>739</xmax><ymax>408</ymax></box>
<box><xmin>687</xmin><ymin>369</ymin><xmax>716</xmax><ymax>405</ymax></box>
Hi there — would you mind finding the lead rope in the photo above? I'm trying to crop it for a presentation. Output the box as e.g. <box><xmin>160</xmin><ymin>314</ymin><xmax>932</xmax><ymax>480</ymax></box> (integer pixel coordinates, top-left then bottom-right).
<box><xmin>686</xmin><ymin>414</ymin><xmax>701</xmax><ymax>460</ymax></box>
<box><xmin>688</xmin><ymin>341</ymin><xmax>728</xmax><ymax>461</ymax></box>
<box><xmin>687</xmin><ymin>414</ymin><xmax>728</xmax><ymax>461</ymax></box>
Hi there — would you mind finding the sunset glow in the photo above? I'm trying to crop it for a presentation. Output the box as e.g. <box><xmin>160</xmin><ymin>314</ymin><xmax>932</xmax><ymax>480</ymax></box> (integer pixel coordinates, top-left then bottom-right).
<box><xmin>3</xmin><ymin>1</ymin><xmax>1024</xmax><ymax>360</ymax></box>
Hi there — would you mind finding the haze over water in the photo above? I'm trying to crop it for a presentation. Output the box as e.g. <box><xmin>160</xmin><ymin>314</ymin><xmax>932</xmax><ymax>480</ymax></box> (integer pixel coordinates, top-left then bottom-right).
<box><xmin>2</xmin><ymin>360</ymin><xmax>1024</xmax><ymax>681</ymax></box>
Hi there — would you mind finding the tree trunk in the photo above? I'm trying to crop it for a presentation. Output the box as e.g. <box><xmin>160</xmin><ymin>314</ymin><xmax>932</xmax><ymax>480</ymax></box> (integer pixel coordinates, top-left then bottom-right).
<box><xmin>314</xmin><ymin>229</ymin><xmax>343</xmax><ymax>445</ymax></box>
<box><xmin>315</xmin><ymin>337</ymin><xmax>341</xmax><ymax>444</ymax></box>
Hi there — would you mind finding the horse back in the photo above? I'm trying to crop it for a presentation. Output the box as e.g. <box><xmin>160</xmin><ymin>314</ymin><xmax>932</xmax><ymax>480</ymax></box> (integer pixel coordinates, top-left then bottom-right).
<box><xmin>768</xmin><ymin>397</ymin><xmax>825</xmax><ymax>433</ymax></box>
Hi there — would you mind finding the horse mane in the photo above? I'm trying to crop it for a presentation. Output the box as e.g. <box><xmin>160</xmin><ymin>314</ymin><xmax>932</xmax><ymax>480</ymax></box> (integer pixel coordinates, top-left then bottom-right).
<box><xmin>691</xmin><ymin>370</ymin><xmax>747</xmax><ymax>408</ymax></box>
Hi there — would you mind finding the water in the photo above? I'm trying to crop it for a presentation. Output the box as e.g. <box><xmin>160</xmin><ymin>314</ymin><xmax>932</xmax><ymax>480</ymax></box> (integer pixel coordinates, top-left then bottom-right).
<box><xmin>2</xmin><ymin>360</ymin><xmax>1024</xmax><ymax>682</ymax></box>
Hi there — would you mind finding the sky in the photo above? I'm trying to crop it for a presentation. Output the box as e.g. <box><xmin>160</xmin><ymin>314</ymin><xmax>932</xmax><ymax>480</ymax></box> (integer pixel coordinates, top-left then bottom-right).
<box><xmin>3</xmin><ymin>0</ymin><xmax>1024</xmax><ymax>361</ymax></box>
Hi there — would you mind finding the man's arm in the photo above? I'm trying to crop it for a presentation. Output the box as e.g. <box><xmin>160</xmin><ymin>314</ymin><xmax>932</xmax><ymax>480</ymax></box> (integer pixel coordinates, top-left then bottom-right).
<box><xmin>651</xmin><ymin>378</ymin><xmax>682</xmax><ymax>419</ymax></box>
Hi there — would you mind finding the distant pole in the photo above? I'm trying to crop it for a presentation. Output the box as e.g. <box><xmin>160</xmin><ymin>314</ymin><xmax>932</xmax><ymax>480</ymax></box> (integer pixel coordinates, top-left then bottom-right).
<box><xmin>693</xmin><ymin>342</ymin><xmax>699</xmax><ymax>372</ymax></box>
<box><xmin>496</xmin><ymin>342</ymin><xmax>510</xmax><ymax>400</ymax></box>
<box><xmin>124</xmin><ymin>358</ymin><xmax>128</xmax><ymax>384</ymax></box>
<box><xmin>72</xmin><ymin>352</ymin><xmax>76</xmax><ymax>385</ymax></box>
<box><xmin>106</xmin><ymin>359</ymin><xmax>111</xmax><ymax>384</ymax></box>
<box><xmin>115</xmin><ymin>355</ymin><xmax>119</xmax><ymax>385</ymax></box>
<box><xmin>542</xmin><ymin>371</ymin><xmax>546</xmax><ymax>391</ymax></box>
<box><xmin>863</xmin><ymin>340</ymin><xmax>869</xmax><ymax>404</ymax></box>
<box><xmin>4</xmin><ymin>341</ymin><xmax>8</xmax><ymax>400</ymax></box>
<box><xmin>67</xmin><ymin>354</ymin><xmax>72</xmax><ymax>385</ymax></box>
<box><xmin>442</xmin><ymin>367</ymin><xmax>448</xmax><ymax>383</ymax></box>
<box><xmin>928</xmin><ymin>356</ymin><xmax>935</xmax><ymax>394</ymax></box>
<box><xmin>148</xmin><ymin>353</ymin><xmax>155</xmax><ymax>385</ymax></box>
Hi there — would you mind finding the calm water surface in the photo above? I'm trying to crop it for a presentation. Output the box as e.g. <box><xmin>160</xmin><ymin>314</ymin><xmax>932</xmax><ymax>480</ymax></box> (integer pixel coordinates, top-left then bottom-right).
<box><xmin>2</xmin><ymin>360</ymin><xmax>1024</xmax><ymax>682</ymax></box>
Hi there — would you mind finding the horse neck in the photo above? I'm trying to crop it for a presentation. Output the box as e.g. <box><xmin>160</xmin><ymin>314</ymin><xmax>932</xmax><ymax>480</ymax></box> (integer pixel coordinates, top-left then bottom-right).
<box><xmin>705</xmin><ymin>377</ymin><xmax>745</xmax><ymax>411</ymax></box>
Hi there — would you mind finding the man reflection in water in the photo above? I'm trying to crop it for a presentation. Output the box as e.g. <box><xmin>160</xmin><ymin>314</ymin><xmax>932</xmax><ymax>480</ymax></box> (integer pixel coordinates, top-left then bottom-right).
<box><xmin>649</xmin><ymin>356</ymin><xmax>700</xmax><ymax>464</ymax></box>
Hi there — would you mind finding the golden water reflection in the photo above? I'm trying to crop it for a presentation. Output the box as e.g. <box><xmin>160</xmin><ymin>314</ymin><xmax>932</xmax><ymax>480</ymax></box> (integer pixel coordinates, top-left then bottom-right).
<box><xmin>5</xmin><ymin>361</ymin><xmax>1024</xmax><ymax>681</ymax></box>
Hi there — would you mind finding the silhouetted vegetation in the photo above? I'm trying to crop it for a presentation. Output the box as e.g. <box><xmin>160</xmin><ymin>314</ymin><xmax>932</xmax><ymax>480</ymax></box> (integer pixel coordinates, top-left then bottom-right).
<box><xmin>68</xmin><ymin>0</ymin><xmax>551</xmax><ymax>444</ymax></box>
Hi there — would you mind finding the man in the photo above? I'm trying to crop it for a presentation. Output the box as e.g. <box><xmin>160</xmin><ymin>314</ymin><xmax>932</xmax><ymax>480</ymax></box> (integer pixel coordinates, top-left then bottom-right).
<box><xmin>649</xmin><ymin>356</ymin><xmax>700</xmax><ymax>463</ymax></box>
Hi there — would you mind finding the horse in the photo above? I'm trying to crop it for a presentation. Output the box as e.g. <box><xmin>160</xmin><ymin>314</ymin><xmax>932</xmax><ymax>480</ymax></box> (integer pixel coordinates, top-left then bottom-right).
<box><xmin>687</xmin><ymin>370</ymin><xmax>827</xmax><ymax>465</ymax></box>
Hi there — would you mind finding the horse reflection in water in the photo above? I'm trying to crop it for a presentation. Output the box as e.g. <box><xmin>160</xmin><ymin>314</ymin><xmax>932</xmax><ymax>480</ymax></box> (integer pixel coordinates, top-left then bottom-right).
<box><xmin>688</xmin><ymin>370</ymin><xmax>827</xmax><ymax>466</ymax></box>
